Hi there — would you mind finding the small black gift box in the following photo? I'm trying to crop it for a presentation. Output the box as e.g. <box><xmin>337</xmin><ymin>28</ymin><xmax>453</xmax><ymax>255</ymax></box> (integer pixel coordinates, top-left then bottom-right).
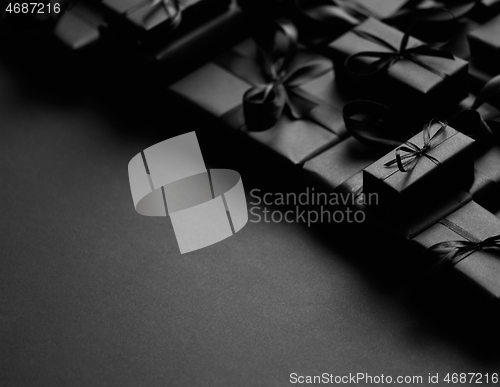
<box><xmin>363</xmin><ymin>119</ymin><xmax>475</xmax><ymax>214</ymax></box>
<box><xmin>413</xmin><ymin>201</ymin><xmax>500</xmax><ymax>299</ymax></box>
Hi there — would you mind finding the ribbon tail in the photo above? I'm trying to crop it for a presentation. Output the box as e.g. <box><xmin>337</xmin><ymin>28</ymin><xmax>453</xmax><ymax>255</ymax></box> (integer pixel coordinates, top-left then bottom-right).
<box><xmin>423</xmin><ymin>154</ymin><xmax>440</xmax><ymax>166</ymax></box>
<box><xmin>284</xmin><ymin>61</ymin><xmax>331</xmax><ymax>88</ymax></box>
<box><xmin>342</xmin><ymin>100</ymin><xmax>412</xmax><ymax>150</ymax></box>
<box><xmin>287</xmin><ymin>91</ymin><xmax>317</xmax><ymax>119</ymax></box>
<box><xmin>143</xmin><ymin>0</ymin><xmax>181</xmax><ymax>28</ymax></box>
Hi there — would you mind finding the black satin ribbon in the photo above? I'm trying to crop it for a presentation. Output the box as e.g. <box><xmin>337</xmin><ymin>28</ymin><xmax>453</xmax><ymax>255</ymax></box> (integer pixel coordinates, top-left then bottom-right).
<box><xmin>143</xmin><ymin>0</ymin><xmax>182</xmax><ymax>30</ymax></box>
<box><xmin>294</xmin><ymin>0</ymin><xmax>477</xmax><ymax>36</ymax></box>
<box><xmin>345</xmin><ymin>27</ymin><xmax>454</xmax><ymax>78</ymax></box>
<box><xmin>429</xmin><ymin>219</ymin><xmax>500</xmax><ymax>268</ymax></box>
<box><xmin>384</xmin><ymin>118</ymin><xmax>447</xmax><ymax>172</ymax></box>
<box><xmin>385</xmin><ymin>0</ymin><xmax>479</xmax><ymax>25</ymax></box>
<box><xmin>452</xmin><ymin>74</ymin><xmax>500</xmax><ymax>148</ymax></box>
<box><xmin>294</xmin><ymin>0</ymin><xmax>365</xmax><ymax>29</ymax></box>
<box><xmin>472</xmin><ymin>74</ymin><xmax>500</xmax><ymax>141</ymax></box>
<box><xmin>242</xmin><ymin>20</ymin><xmax>332</xmax><ymax>131</ymax></box>
<box><xmin>471</xmin><ymin>74</ymin><xmax>500</xmax><ymax>112</ymax></box>
<box><xmin>342</xmin><ymin>99</ymin><xmax>414</xmax><ymax>150</ymax></box>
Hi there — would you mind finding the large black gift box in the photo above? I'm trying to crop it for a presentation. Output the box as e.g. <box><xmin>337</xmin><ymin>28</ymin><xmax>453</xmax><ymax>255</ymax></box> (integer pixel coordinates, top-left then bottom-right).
<box><xmin>169</xmin><ymin>38</ymin><xmax>348</xmax><ymax>165</ymax></box>
<box><xmin>328</xmin><ymin>18</ymin><xmax>469</xmax><ymax>121</ymax></box>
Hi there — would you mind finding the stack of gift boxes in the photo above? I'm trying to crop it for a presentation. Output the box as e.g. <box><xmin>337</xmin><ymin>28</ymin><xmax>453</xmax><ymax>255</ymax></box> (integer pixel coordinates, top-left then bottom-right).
<box><xmin>167</xmin><ymin>0</ymin><xmax>500</xmax><ymax>298</ymax></box>
<box><xmin>49</xmin><ymin>0</ymin><xmax>250</xmax><ymax>85</ymax></box>
<box><xmin>54</xmin><ymin>0</ymin><xmax>233</xmax><ymax>49</ymax></box>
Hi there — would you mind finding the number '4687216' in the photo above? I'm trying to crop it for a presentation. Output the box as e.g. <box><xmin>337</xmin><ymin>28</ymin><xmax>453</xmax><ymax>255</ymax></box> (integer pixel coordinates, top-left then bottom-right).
<box><xmin>5</xmin><ymin>3</ymin><xmax>61</xmax><ymax>14</ymax></box>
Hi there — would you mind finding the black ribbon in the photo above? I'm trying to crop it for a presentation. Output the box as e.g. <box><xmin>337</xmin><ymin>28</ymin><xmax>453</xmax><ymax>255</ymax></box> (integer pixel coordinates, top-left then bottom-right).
<box><xmin>430</xmin><ymin>234</ymin><xmax>500</xmax><ymax>267</ymax></box>
<box><xmin>294</xmin><ymin>0</ymin><xmax>365</xmax><ymax>29</ymax></box>
<box><xmin>294</xmin><ymin>0</ymin><xmax>477</xmax><ymax>44</ymax></box>
<box><xmin>345</xmin><ymin>26</ymin><xmax>454</xmax><ymax>78</ymax></box>
<box><xmin>143</xmin><ymin>0</ymin><xmax>182</xmax><ymax>30</ymax></box>
<box><xmin>471</xmin><ymin>74</ymin><xmax>500</xmax><ymax>113</ymax></box>
<box><xmin>385</xmin><ymin>1</ymin><xmax>479</xmax><ymax>25</ymax></box>
<box><xmin>342</xmin><ymin>99</ymin><xmax>414</xmax><ymax>150</ymax></box>
<box><xmin>242</xmin><ymin>20</ymin><xmax>330</xmax><ymax>131</ymax></box>
<box><xmin>451</xmin><ymin>74</ymin><xmax>500</xmax><ymax>150</ymax></box>
<box><xmin>430</xmin><ymin>219</ymin><xmax>500</xmax><ymax>268</ymax></box>
<box><xmin>384</xmin><ymin>118</ymin><xmax>447</xmax><ymax>172</ymax></box>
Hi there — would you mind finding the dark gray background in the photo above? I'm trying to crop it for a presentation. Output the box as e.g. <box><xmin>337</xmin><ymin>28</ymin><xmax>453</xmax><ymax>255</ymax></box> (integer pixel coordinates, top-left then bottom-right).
<box><xmin>1</xmin><ymin>31</ymin><xmax>499</xmax><ymax>387</ymax></box>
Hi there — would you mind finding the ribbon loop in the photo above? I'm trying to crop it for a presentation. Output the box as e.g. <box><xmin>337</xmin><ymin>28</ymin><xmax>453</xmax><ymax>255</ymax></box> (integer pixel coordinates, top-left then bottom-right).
<box><xmin>471</xmin><ymin>74</ymin><xmax>500</xmax><ymax>111</ymax></box>
<box><xmin>243</xmin><ymin>20</ymin><xmax>329</xmax><ymax>132</ymax></box>
<box><xmin>385</xmin><ymin>1</ymin><xmax>478</xmax><ymax>43</ymax></box>
<box><xmin>143</xmin><ymin>0</ymin><xmax>182</xmax><ymax>30</ymax></box>
<box><xmin>430</xmin><ymin>234</ymin><xmax>500</xmax><ymax>267</ymax></box>
<box><xmin>294</xmin><ymin>0</ymin><xmax>363</xmax><ymax>32</ymax></box>
<box><xmin>345</xmin><ymin>26</ymin><xmax>454</xmax><ymax>78</ymax></box>
<box><xmin>450</xmin><ymin>75</ymin><xmax>500</xmax><ymax>150</ymax></box>
<box><xmin>384</xmin><ymin>118</ymin><xmax>447</xmax><ymax>172</ymax></box>
<box><xmin>342</xmin><ymin>100</ymin><xmax>414</xmax><ymax>150</ymax></box>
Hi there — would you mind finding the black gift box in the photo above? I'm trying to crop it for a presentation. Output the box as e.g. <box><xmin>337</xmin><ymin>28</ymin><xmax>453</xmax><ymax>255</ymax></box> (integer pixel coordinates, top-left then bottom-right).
<box><xmin>413</xmin><ymin>201</ymin><xmax>500</xmax><ymax>299</ymax></box>
<box><xmin>333</xmin><ymin>173</ymin><xmax>472</xmax><ymax>239</ymax></box>
<box><xmin>170</xmin><ymin>39</ymin><xmax>348</xmax><ymax>165</ymax></box>
<box><xmin>328</xmin><ymin>18</ymin><xmax>469</xmax><ymax>121</ymax></box>
<box><xmin>54</xmin><ymin>1</ymin><xmax>107</xmax><ymax>50</ymax></box>
<box><xmin>102</xmin><ymin>0</ymin><xmax>231</xmax><ymax>44</ymax></box>
<box><xmin>303</xmin><ymin>136</ymin><xmax>382</xmax><ymax>192</ymax></box>
<box><xmin>363</xmin><ymin>121</ymin><xmax>475</xmax><ymax>214</ymax></box>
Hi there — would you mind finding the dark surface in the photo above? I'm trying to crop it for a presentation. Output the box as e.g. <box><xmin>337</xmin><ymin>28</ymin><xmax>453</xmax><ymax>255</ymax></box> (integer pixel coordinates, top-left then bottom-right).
<box><xmin>1</xmin><ymin>32</ymin><xmax>500</xmax><ymax>387</ymax></box>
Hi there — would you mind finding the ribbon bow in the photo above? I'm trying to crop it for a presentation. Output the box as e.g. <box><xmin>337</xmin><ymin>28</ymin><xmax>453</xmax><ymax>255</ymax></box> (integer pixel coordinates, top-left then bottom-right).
<box><xmin>345</xmin><ymin>25</ymin><xmax>454</xmax><ymax>77</ymax></box>
<box><xmin>295</xmin><ymin>0</ymin><xmax>477</xmax><ymax>41</ymax></box>
<box><xmin>143</xmin><ymin>0</ymin><xmax>182</xmax><ymax>30</ymax></box>
<box><xmin>430</xmin><ymin>234</ymin><xmax>500</xmax><ymax>268</ymax></box>
<box><xmin>243</xmin><ymin>20</ymin><xmax>330</xmax><ymax>131</ymax></box>
<box><xmin>385</xmin><ymin>1</ymin><xmax>479</xmax><ymax>25</ymax></box>
<box><xmin>470</xmin><ymin>74</ymin><xmax>500</xmax><ymax>113</ymax></box>
<box><xmin>384</xmin><ymin>118</ymin><xmax>446</xmax><ymax>172</ymax></box>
